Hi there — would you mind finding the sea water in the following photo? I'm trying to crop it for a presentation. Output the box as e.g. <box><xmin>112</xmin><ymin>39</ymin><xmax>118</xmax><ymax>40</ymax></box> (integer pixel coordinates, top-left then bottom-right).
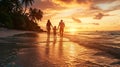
<box><xmin>68</xmin><ymin>31</ymin><xmax>120</xmax><ymax>47</ymax></box>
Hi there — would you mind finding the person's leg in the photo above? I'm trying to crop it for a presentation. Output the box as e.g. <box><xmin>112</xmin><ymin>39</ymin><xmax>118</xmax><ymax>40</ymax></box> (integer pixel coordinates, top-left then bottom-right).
<box><xmin>53</xmin><ymin>31</ymin><xmax>56</xmax><ymax>36</ymax></box>
<box><xmin>62</xmin><ymin>28</ymin><xmax>64</xmax><ymax>36</ymax></box>
<box><xmin>60</xmin><ymin>28</ymin><xmax>64</xmax><ymax>36</ymax></box>
<box><xmin>47</xmin><ymin>29</ymin><xmax>50</xmax><ymax>36</ymax></box>
<box><xmin>60</xmin><ymin>29</ymin><xmax>62</xmax><ymax>36</ymax></box>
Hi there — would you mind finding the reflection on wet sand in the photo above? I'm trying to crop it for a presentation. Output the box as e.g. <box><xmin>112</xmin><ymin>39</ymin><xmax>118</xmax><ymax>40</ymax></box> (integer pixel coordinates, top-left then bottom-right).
<box><xmin>53</xmin><ymin>36</ymin><xmax>57</xmax><ymax>46</ymax></box>
<box><xmin>0</xmin><ymin>47</ymin><xmax>19</xmax><ymax>67</ymax></box>
<box><xmin>45</xmin><ymin>36</ymin><xmax>50</xmax><ymax>58</ymax></box>
<box><xmin>0</xmin><ymin>33</ymin><xmax>115</xmax><ymax>67</ymax></box>
<box><xmin>58</xmin><ymin>37</ymin><xmax>63</xmax><ymax>58</ymax></box>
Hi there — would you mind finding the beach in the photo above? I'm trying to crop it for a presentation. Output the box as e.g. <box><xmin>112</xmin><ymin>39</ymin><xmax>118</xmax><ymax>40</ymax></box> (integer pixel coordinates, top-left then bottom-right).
<box><xmin>0</xmin><ymin>29</ymin><xmax>120</xmax><ymax>67</ymax></box>
<box><xmin>0</xmin><ymin>28</ymin><xmax>34</xmax><ymax>38</ymax></box>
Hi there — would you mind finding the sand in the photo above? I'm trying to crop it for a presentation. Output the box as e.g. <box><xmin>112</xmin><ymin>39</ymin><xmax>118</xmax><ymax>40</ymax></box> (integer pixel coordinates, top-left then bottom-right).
<box><xmin>0</xmin><ymin>28</ymin><xmax>33</xmax><ymax>37</ymax></box>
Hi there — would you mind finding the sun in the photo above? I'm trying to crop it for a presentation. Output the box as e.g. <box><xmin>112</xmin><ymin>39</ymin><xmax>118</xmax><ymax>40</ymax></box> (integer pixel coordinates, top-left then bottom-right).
<box><xmin>67</xmin><ymin>28</ymin><xmax>77</xmax><ymax>34</ymax></box>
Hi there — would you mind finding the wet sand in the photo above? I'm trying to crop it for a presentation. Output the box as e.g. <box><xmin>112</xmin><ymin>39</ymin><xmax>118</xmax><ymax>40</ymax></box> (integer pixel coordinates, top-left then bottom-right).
<box><xmin>0</xmin><ymin>30</ymin><xmax>120</xmax><ymax>67</ymax></box>
<box><xmin>0</xmin><ymin>28</ymin><xmax>33</xmax><ymax>37</ymax></box>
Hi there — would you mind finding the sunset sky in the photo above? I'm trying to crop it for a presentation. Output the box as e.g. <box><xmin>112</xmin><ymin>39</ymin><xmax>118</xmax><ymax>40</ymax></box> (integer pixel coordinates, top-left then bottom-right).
<box><xmin>31</xmin><ymin>0</ymin><xmax>120</xmax><ymax>31</ymax></box>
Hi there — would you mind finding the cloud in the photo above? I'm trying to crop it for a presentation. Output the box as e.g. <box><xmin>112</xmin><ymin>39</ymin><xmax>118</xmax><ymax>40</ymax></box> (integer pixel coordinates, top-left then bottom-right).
<box><xmin>52</xmin><ymin>0</ymin><xmax>93</xmax><ymax>9</ymax></box>
<box><xmin>77</xmin><ymin>0</ymin><xmax>115</xmax><ymax>4</ymax></box>
<box><xmin>72</xmin><ymin>17</ymin><xmax>81</xmax><ymax>23</ymax></box>
<box><xmin>31</xmin><ymin>0</ymin><xmax>120</xmax><ymax>21</ymax></box>
<box><xmin>55</xmin><ymin>0</ymin><xmax>73</xmax><ymax>3</ymax></box>
<box><xmin>51</xmin><ymin>0</ymin><xmax>118</xmax><ymax>9</ymax></box>
<box><xmin>93</xmin><ymin>0</ymin><xmax>116</xmax><ymax>4</ymax></box>
<box><xmin>32</xmin><ymin>0</ymin><xmax>120</xmax><ymax>10</ymax></box>
<box><xmin>94</xmin><ymin>12</ymin><xmax>110</xmax><ymax>20</ymax></box>
<box><xmin>91</xmin><ymin>23</ymin><xmax>99</xmax><ymax>25</ymax></box>
<box><xmin>76</xmin><ymin>0</ymin><xmax>92</xmax><ymax>4</ymax></box>
<box><xmin>52</xmin><ymin>0</ymin><xmax>73</xmax><ymax>7</ymax></box>
<box><xmin>32</xmin><ymin>0</ymin><xmax>65</xmax><ymax>10</ymax></box>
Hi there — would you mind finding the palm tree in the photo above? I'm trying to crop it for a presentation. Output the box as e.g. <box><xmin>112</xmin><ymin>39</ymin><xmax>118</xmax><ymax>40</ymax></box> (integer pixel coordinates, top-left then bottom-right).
<box><xmin>0</xmin><ymin>1</ymin><xmax>21</xmax><ymax>15</ymax></box>
<box><xmin>0</xmin><ymin>0</ymin><xmax>22</xmax><ymax>13</ymax></box>
<box><xmin>12</xmin><ymin>0</ymin><xmax>22</xmax><ymax>13</ymax></box>
<box><xmin>29</xmin><ymin>8</ymin><xmax>36</xmax><ymax>21</ymax></box>
<box><xmin>29</xmin><ymin>8</ymin><xmax>43</xmax><ymax>23</ymax></box>
<box><xmin>36</xmin><ymin>9</ymin><xmax>43</xmax><ymax>21</ymax></box>
<box><xmin>21</xmin><ymin>0</ymin><xmax>34</xmax><ymax>14</ymax></box>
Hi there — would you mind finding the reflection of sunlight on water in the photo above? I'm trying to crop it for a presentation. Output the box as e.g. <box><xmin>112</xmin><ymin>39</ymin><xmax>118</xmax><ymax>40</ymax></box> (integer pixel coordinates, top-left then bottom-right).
<box><xmin>36</xmin><ymin>34</ymin><xmax>88</xmax><ymax>65</ymax></box>
<box><xmin>67</xmin><ymin>28</ymin><xmax>77</xmax><ymax>35</ymax></box>
<box><xmin>69</xmin><ymin>44</ymin><xmax>76</xmax><ymax>56</ymax></box>
<box><xmin>63</xmin><ymin>42</ymin><xmax>87</xmax><ymax>57</ymax></box>
<box><xmin>35</xmin><ymin>34</ymin><xmax>89</xmax><ymax>66</ymax></box>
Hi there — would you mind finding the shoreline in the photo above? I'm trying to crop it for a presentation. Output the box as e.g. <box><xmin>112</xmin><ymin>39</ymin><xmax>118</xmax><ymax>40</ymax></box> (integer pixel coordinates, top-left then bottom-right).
<box><xmin>0</xmin><ymin>28</ymin><xmax>38</xmax><ymax>38</ymax></box>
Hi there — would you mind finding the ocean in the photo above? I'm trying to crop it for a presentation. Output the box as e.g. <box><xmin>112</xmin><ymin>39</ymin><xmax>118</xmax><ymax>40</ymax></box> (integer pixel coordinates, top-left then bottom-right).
<box><xmin>66</xmin><ymin>31</ymin><xmax>120</xmax><ymax>47</ymax></box>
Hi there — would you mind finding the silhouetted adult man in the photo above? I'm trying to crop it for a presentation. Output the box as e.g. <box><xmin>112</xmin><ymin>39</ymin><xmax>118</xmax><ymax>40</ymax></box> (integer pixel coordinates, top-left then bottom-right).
<box><xmin>58</xmin><ymin>20</ymin><xmax>65</xmax><ymax>36</ymax></box>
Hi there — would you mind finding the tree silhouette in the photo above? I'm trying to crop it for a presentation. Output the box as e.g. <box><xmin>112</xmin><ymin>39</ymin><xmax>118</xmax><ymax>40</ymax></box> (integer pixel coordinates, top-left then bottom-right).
<box><xmin>29</xmin><ymin>8</ymin><xmax>43</xmax><ymax>23</ymax></box>
<box><xmin>0</xmin><ymin>0</ymin><xmax>22</xmax><ymax>13</ymax></box>
<box><xmin>21</xmin><ymin>0</ymin><xmax>34</xmax><ymax>14</ymax></box>
<box><xmin>36</xmin><ymin>9</ymin><xmax>43</xmax><ymax>21</ymax></box>
<box><xmin>0</xmin><ymin>0</ymin><xmax>43</xmax><ymax>31</ymax></box>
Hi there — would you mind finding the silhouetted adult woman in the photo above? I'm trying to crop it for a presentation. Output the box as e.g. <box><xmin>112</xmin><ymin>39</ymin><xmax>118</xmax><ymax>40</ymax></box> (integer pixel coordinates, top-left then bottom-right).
<box><xmin>46</xmin><ymin>19</ymin><xmax>52</xmax><ymax>36</ymax></box>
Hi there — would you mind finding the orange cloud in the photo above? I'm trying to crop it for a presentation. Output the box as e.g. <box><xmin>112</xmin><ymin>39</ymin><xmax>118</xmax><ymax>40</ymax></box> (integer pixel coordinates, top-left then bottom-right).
<box><xmin>94</xmin><ymin>12</ymin><xmax>111</xmax><ymax>20</ymax></box>
<box><xmin>72</xmin><ymin>17</ymin><xmax>81</xmax><ymax>23</ymax></box>
<box><xmin>33</xmin><ymin>1</ymin><xmax>119</xmax><ymax>20</ymax></box>
<box><xmin>32</xmin><ymin>0</ymin><xmax>65</xmax><ymax>10</ymax></box>
<box><xmin>93</xmin><ymin>0</ymin><xmax>116</xmax><ymax>4</ymax></box>
<box><xmin>76</xmin><ymin>0</ymin><xmax>93</xmax><ymax>6</ymax></box>
<box><xmin>32</xmin><ymin>0</ymin><xmax>120</xmax><ymax>11</ymax></box>
<box><xmin>55</xmin><ymin>0</ymin><xmax>73</xmax><ymax>3</ymax></box>
<box><xmin>91</xmin><ymin>23</ymin><xmax>99</xmax><ymax>25</ymax></box>
<box><xmin>52</xmin><ymin>0</ymin><xmax>92</xmax><ymax>8</ymax></box>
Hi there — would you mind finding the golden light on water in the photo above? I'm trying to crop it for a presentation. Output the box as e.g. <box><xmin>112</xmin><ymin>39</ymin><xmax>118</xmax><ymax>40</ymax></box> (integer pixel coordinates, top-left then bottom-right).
<box><xmin>35</xmin><ymin>34</ymin><xmax>90</xmax><ymax>65</ymax></box>
<box><xmin>67</xmin><ymin>27</ymin><xmax>77</xmax><ymax>34</ymax></box>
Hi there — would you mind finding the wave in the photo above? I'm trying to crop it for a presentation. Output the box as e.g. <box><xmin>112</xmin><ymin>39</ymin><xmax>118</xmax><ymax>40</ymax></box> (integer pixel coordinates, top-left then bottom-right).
<box><xmin>65</xmin><ymin>31</ymin><xmax>120</xmax><ymax>59</ymax></box>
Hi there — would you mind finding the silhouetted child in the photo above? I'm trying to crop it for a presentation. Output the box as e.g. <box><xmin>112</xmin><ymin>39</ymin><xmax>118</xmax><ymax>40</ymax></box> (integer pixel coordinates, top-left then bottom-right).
<box><xmin>53</xmin><ymin>26</ymin><xmax>57</xmax><ymax>36</ymax></box>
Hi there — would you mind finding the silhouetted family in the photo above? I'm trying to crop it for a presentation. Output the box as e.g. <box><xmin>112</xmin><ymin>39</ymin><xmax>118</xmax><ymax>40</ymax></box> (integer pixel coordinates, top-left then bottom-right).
<box><xmin>46</xmin><ymin>19</ymin><xmax>65</xmax><ymax>37</ymax></box>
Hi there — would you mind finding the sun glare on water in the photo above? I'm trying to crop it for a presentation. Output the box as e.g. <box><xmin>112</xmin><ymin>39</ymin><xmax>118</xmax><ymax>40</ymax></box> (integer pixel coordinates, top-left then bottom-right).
<box><xmin>68</xmin><ymin>28</ymin><xmax>77</xmax><ymax>34</ymax></box>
